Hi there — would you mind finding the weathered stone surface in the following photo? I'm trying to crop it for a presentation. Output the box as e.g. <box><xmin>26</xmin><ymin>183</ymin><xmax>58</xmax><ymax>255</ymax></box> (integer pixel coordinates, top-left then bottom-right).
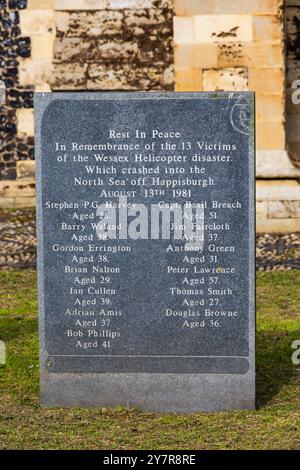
<box><xmin>256</xmin><ymin>121</ymin><xmax>285</xmax><ymax>150</ymax></box>
<box><xmin>203</xmin><ymin>68</ymin><xmax>247</xmax><ymax>91</ymax></box>
<box><xmin>175</xmin><ymin>44</ymin><xmax>218</xmax><ymax>69</ymax></box>
<box><xmin>17</xmin><ymin>161</ymin><xmax>36</xmax><ymax>179</ymax></box>
<box><xmin>268</xmin><ymin>200</ymin><xmax>300</xmax><ymax>218</ymax></box>
<box><xmin>28</xmin><ymin>0</ymin><xmax>55</xmax><ymax>7</ymax></box>
<box><xmin>51</xmin><ymin>63</ymin><xmax>88</xmax><ymax>90</ymax></box>
<box><xmin>20</xmin><ymin>9</ymin><xmax>55</xmax><ymax>36</ymax></box>
<box><xmin>194</xmin><ymin>14</ymin><xmax>252</xmax><ymax>43</ymax></box>
<box><xmin>256</xmin><ymin>201</ymin><xmax>267</xmax><ymax>220</ymax></box>
<box><xmin>12</xmin><ymin>197</ymin><xmax>36</xmax><ymax>208</ymax></box>
<box><xmin>256</xmin><ymin>180</ymin><xmax>300</xmax><ymax>201</ymax></box>
<box><xmin>173</xmin><ymin>16</ymin><xmax>195</xmax><ymax>44</ymax></box>
<box><xmin>107</xmin><ymin>0</ymin><xmax>153</xmax><ymax>8</ymax></box>
<box><xmin>218</xmin><ymin>42</ymin><xmax>283</xmax><ymax>68</ymax></box>
<box><xmin>31</xmin><ymin>34</ymin><xmax>55</xmax><ymax>60</ymax></box>
<box><xmin>256</xmin><ymin>94</ymin><xmax>284</xmax><ymax>122</ymax></box>
<box><xmin>19</xmin><ymin>60</ymin><xmax>54</xmax><ymax>86</ymax></box>
<box><xmin>175</xmin><ymin>0</ymin><xmax>282</xmax><ymax>16</ymax></box>
<box><xmin>0</xmin><ymin>198</ymin><xmax>15</xmax><ymax>209</ymax></box>
<box><xmin>256</xmin><ymin>150</ymin><xmax>300</xmax><ymax>178</ymax></box>
<box><xmin>54</xmin><ymin>38</ymin><xmax>92</xmax><ymax>62</ymax></box>
<box><xmin>93</xmin><ymin>40</ymin><xmax>139</xmax><ymax>61</ymax></box>
<box><xmin>53</xmin><ymin>3</ymin><xmax>173</xmax><ymax>93</ymax></box>
<box><xmin>248</xmin><ymin>68</ymin><xmax>284</xmax><ymax>94</ymax></box>
<box><xmin>16</xmin><ymin>109</ymin><xmax>34</xmax><ymax>137</ymax></box>
<box><xmin>35</xmin><ymin>83</ymin><xmax>52</xmax><ymax>92</ymax></box>
<box><xmin>175</xmin><ymin>68</ymin><xmax>203</xmax><ymax>91</ymax></box>
<box><xmin>124</xmin><ymin>8</ymin><xmax>173</xmax><ymax>29</ymax></box>
<box><xmin>0</xmin><ymin>178</ymin><xmax>36</xmax><ymax>198</ymax></box>
<box><xmin>0</xmin><ymin>196</ymin><xmax>36</xmax><ymax>209</ymax></box>
<box><xmin>257</xmin><ymin>217</ymin><xmax>300</xmax><ymax>233</ymax></box>
<box><xmin>55</xmin><ymin>0</ymin><xmax>106</xmax><ymax>9</ymax></box>
<box><xmin>87</xmin><ymin>63</ymin><xmax>163</xmax><ymax>89</ymax></box>
<box><xmin>55</xmin><ymin>11</ymin><xmax>124</xmax><ymax>37</ymax></box>
<box><xmin>252</xmin><ymin>15</ymin><xmax>282</xmax><ymax>42</ymax></box>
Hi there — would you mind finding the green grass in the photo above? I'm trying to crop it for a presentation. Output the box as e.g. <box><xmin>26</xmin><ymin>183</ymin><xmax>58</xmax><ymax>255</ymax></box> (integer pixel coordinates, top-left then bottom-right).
<box><xmin>0</xmin><ymin>269</ymin><xmax>300</xmax><ymax>449</ymax></box>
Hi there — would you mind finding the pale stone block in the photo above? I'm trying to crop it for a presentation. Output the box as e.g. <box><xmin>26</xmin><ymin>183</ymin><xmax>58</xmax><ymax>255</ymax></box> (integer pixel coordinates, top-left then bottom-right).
<box><xmin>28</xmin><ymin>0</ymin><xmax>55</xmax><ymax>7</ymax></box>
<box><xmin>17</xmin><ymin>161</ymin><xmax>36</xmax><ymax>179</ymax></box>
<box><xmin>256</xmin><ymin>180</ymin><xmax>300</xmax><ymax>201</ymax></box>
<box><xmin>218</xmin><ymin>43</ymin><xmax>283</xmax><ymax>68</ymax></box>
<box><xmin>248</xmin><ymin>68</ymin><xmax>284</xmax><ymax>94</ymax></box>
<box><xmin>175</xmin><ymin>69</ymin><xmax>202</xmax><ymax>91</ymax></box>
<box><xmin>175</xmin><ymin>0</ymin><xmax>215</xmax><ymax>15</ymax></box>
<box><xmin>252</xmin><ymin>15</ymin><xmax>282</xmax><ymax>42</ymax></box>
<box><xmin>256</xmin><ymin>217</ymin><xmax>300</xmax><ymax>233</ymax></box>
<box><xmin>35</xmin><ymin>83</ymin><xmax>52</xmax><ymax>92</ymax></box>
<box><xmin>256</xmin><ymin>94</ymin><xmax>284</xmax><ymax>122</ymax></box>
<box><xmin>243</xmin><ymin>42</ymin><xmax>283</xmax><ymax>68</ymax></box>
<box><xmin>19</xmin><ymin>60</ymin><xmax>53</xmax><ymax>86</ymax></box>
<box><xmin>256</xmin><ymin>149</ymin><xmax>300</xmax><ymax>178</ymax></box>
<box><xmin>175</xmin><ymin>0</ymin><xmax>282</xmax><ymax>16</ymax></box>
<box><xmin>55</xmin><ymin>0</ymin><xmax>106</xmax><ymax>9</ymax></box>
<box><xmin>0</xmin><ymin>178</ymin><xmax>36</xmax><ymax>198</ymax></box>
<box><xmin>13</xmin><ymin>197</ymin><xmax>36</xmax><ymax>209</ymax></box>
<box><xmin>256</xmin><ymin>121</ymin><xmax>285</xmax><ymax>149</ymax></box>
<box><xmin>256</xmin><ymin>201</ymin><xmax>267</xmax><ymax>219</ymax></box>
<box><xmin>16</xmin><ymin>109</ymin><xmax>34</xmax><ymax>136</ymax></box>
<box><xmin>31</xmin><ymin>34</ymin><xmax>55</xmax><ymax>60</ymax></box>
<box><xmin>268</xmin><ymin>201</ymin><xmax>300</xmax><ymax>219</ymax></box>
<box><xmin>55</xmin><ymin>12</ymin><xmax>69</xmax><ymax>35</ymax></box>
<box><xmin>0</xmin><ymin>198</ymin><xmax>14</xmax><ymax>209</ymax></box>
<box><xmin>20</xmin><ymin>10</ymin><xmax>55</xmax><ymax>36</ymax></box>
<box><xmin>202</xmin><ymin>68</ymin><xmax>247</xmax><ymax>91</ymax></box>
<box><xmin>287</xmin><ymin>114</ymin><xmax>300</xmax><ymax>143</ymax></box>
<box><xmin>194</xmin><ymin>15</ymin><xmax>252</xmax><ymax>44</ymax></box>
<box><xmin>175</xmin><ymin>43</ymin><xmax>218</xmax><ymax>69</ymax></box>
<box><xmin>173</xmin><ymin>17</ymin><xmax>194</xmax><ymax>44</ymax></box>
<box><xmin>107</xmin><ymin>0</ymin><xmax>152</xmax><ymax>7</ymax></box>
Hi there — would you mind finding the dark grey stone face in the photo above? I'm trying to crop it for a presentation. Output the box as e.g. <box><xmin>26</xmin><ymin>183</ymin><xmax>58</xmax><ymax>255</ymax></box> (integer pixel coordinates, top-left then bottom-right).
<box><xmin>35</xmin><ymin>92</ymin><xmax>255</xmax><ymax>412</ymax></box>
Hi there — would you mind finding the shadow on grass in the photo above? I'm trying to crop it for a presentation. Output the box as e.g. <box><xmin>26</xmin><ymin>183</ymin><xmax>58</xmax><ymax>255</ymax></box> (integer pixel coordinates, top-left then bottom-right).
<box><xmin>0</xmin><ymin>316</ymin><xmax>38</xmax><ymax>342</ymax></box>
<box><xmin>256</xmin><ymin>327</ymin><xmax>300</xmax><ymax>408</ymax></box>
<box><xmin>1</xmin><ymin>314</ymin><xmax>299</xmax><ymax>410</ymax></box>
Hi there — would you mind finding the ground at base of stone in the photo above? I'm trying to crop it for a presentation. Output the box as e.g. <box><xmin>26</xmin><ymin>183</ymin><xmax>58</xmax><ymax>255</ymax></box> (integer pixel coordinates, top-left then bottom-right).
<box><xmin>0</xmin><ymin>208</ymin><xmax>300</xmax><ymax>271</ymax></box>
<box><xmin>1</xmin><ymin>269</ymin><xmax>300</xmax><ymax>449</ymax></box>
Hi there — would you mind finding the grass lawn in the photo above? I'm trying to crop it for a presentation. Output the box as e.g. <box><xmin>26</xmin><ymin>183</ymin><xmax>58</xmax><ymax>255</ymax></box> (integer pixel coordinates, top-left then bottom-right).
<box><xmin>0</xmin><ymin>269</ymin><xmax>300</xmax><ymax>450</ymax></box>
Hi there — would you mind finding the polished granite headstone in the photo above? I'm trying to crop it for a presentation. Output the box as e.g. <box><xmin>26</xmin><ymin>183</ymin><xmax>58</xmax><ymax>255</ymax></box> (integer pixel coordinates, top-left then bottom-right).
<box><xmin>35</xmin><ymin>92</ymin><xmax>255</xmax><ymax>412</ymax></box>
